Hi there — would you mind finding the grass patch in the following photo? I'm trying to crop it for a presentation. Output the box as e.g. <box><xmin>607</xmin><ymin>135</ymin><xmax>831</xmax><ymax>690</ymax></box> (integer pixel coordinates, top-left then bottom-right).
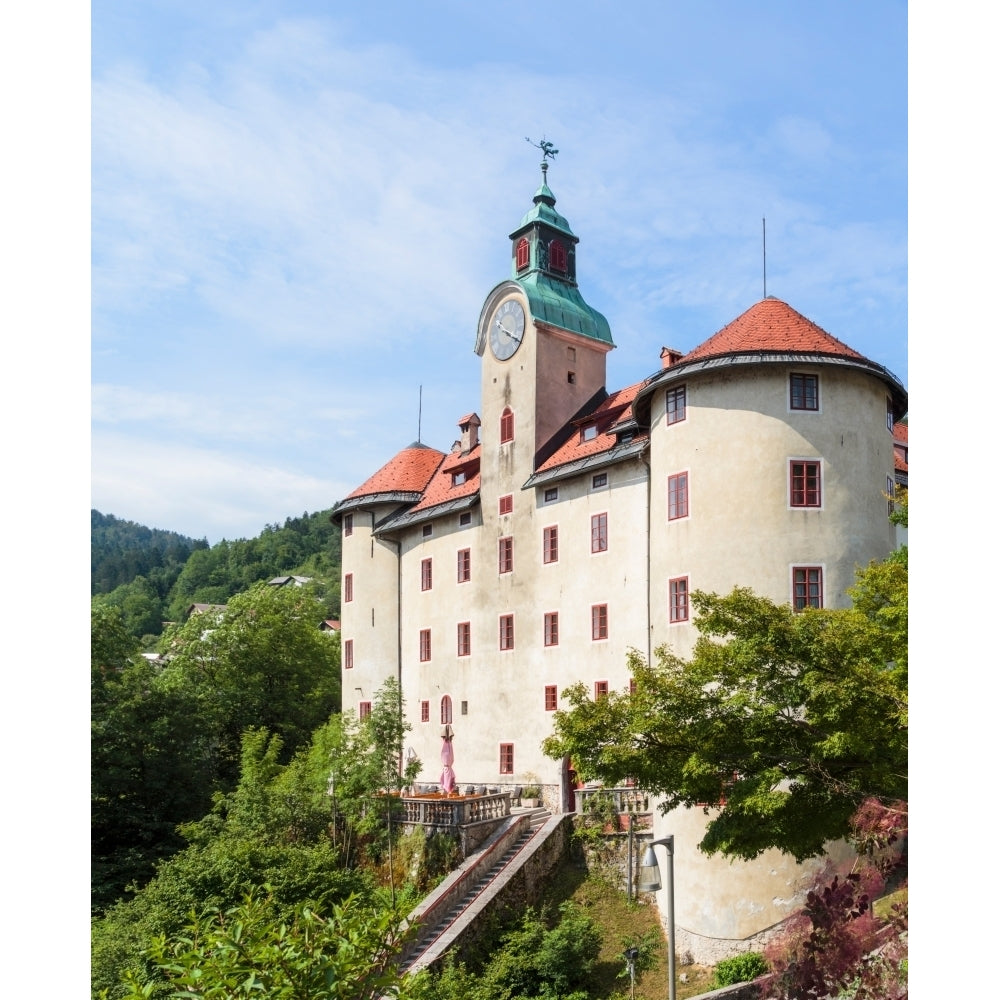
<box><xmin>534</xmin><ymin>862</ymin><xmax>714</xmax><ymax>999</ymax></box>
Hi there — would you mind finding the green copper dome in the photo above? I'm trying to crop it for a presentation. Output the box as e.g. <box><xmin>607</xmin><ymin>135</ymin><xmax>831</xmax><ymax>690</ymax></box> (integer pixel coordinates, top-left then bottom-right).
<box><xmin>516</xmin><ymin>183</ymin><xmax>576</xmax><ymax>238</ymax></box>
<box><xmin>508</xmin><ymin>176</ymin><xmax>613</xmax><ymax>347</ymax></box>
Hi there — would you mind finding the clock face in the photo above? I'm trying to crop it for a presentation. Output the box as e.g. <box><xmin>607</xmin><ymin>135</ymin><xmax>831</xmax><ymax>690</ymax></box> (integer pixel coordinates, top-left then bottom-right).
<box><xmin>489</xmin><ymin>299</ymin><xmax>525</xmax><ymax>361</ymax></box>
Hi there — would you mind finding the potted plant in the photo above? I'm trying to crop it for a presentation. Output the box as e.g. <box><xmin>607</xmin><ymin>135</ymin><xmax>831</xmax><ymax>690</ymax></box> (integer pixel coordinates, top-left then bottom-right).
<box><xmin>521</xmin><ymin>774</ymin><xmax>542</xmax><ymax>807</ymax></box>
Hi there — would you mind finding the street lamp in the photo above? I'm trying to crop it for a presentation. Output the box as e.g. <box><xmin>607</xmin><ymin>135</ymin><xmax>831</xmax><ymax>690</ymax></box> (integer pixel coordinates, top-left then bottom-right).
<box><xmin>637</xmin><ymin>835</ymin><xmax>675</xmax><ymax>1000</ymax></box>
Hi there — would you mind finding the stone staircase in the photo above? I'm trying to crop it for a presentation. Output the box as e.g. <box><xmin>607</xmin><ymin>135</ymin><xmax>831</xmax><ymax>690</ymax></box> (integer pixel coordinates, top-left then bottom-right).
<box><xmin>398</xmin><ymin>806</ymin><xmax>553</xmax><ymax>975</ymax></box>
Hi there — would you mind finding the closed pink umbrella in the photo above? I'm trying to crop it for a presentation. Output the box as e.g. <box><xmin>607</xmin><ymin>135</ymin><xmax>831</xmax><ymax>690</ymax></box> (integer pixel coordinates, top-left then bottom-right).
<box><xmin>440</xmin><ymin>724</ymin><xmax>456</xmax><ymax>793</ymax></box>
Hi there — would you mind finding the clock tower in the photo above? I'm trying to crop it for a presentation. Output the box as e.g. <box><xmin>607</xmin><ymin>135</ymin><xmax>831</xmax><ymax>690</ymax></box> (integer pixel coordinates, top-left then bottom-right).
<box><xmin>475</xmin><ymin>155</ymin><xmax>615</xmax><ymax>481</ymax></box>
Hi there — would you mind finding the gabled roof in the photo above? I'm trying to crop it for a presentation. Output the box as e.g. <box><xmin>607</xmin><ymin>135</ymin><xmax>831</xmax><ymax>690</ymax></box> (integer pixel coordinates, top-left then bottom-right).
<box><xmin>343</xmin><ymin>443</ymin><xmax>444</xmax><ymax>502</ymax></box>
<box><xmin>683</xmin><ymin>297</ymin><xmax>866</xmax><ymax>362</ymax></box>
<box><xmin>535</xmin><ymin>381</ymin><xmax>647</xmax><ymax>474</ymax></box>
<box><xmin>409</xmin><ymin>444</ymin><xmax>482</xmax><ymax>512</ymax></box>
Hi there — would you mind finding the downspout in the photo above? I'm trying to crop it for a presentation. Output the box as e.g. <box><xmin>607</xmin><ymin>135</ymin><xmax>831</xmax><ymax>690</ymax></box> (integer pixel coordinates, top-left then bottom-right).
<box><xmin>642</xmin><ymin>448</ymin><xmax>652</xmax><ymax>664</ymax></box>
<box><xmin>395</xmin><ymin>537</ymin><xmax>403</xmax><ymax>772</ymax></box>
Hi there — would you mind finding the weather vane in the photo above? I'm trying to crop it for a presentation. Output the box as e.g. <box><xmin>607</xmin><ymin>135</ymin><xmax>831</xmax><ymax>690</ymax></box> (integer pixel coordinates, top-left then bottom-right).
<box><xmin>526</xmin><ymin>136</ymin><xmax>558</xmax><ymax>182</ymax></box>
<box><xmin>526</xmin><ymin>136</ymin><xmax>559</xmax><ymax>160</ymax></box>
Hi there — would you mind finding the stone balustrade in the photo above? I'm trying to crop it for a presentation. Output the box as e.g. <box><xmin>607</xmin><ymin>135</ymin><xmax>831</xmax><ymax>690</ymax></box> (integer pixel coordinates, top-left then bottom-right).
<box><xmin>397</xmin><ymin>790</ymin><xmax>511</xmax><ymax>831</ymax></box>
<box><xmin>574</xmin><ymin>785</ymin><xmax>651</xmax><ymax>816</ymax></box>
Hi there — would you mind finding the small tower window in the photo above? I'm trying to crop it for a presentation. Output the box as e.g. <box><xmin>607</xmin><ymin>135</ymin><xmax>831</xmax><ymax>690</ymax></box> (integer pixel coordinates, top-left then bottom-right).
<box><xmin>515</xmin><ymin>237</ymin><xmax>530</xmax><ymax>271</ymax></box>
<box><xmin>500</xmin><ymin>407</ymin><xmax>514</xmax><ymax>444</ymax></box>
<box><xmin>549</xmin><ymin>239</ymin><xmax>567</xmax><ymax>272</ymax></box>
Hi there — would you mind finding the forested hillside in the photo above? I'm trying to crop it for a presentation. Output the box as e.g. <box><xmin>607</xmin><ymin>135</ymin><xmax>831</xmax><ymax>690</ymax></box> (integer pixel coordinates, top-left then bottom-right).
<box><xmin>91</xmin><ymin>509</ymin><xmax>342</xmax><ymax>643</ymax></box>
<box><xmin>92</xmin><ymin>510</ymin><xmax>208</xmax><ymax>595</ymax></box>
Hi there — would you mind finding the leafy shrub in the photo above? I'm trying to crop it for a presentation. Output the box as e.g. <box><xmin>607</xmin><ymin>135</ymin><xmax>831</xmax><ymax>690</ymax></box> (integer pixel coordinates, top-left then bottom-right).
<box><xmin>712</xmin><ymin>951</ymin><xmax>769</xmax><ymax>986</ymax></box>
<box><xmin>421</xmin><ymin>903</ymin><xmax>601</xmax><ymax>1000</ymax></box>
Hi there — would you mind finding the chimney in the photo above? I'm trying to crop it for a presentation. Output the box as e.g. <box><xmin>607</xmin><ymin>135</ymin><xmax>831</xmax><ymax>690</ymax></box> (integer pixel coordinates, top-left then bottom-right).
<box><xmin>458</xmin><ymin>413</ymin><xmax>481</xmax><ymax>454</ymax></box>
<box><xmin>660</xmin><ymin>347</ymin><xmax>683</xmax><ymax>369</ymax></box>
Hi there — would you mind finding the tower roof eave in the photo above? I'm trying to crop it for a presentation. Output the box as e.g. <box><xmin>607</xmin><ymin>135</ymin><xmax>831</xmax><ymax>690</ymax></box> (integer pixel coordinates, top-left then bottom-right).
<box><xmin>518</xmin><ymin>273</ymin><xmax>614</xmax><ymax>346</ymax></box>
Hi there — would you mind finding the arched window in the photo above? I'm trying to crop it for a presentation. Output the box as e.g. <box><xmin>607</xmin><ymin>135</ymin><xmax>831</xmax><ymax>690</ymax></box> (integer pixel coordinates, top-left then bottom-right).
<box><xmin>441</xmin><ymin>695</ymin><xmax>453</xmax><ymax>725</ymax></box>
<box><xmin>549</xmin><ymin>239</ymin><xmax>567</xmax><ymax>272</ymax></box>
<box><xmin>515</xmin><ymin>237</ymin><xmax>529</xmax><ymax>270</ymax></box>
<box><xmin>500</xmin><ymin>406</ymin><xmax>514</xmax><ymax>444</ymax></box>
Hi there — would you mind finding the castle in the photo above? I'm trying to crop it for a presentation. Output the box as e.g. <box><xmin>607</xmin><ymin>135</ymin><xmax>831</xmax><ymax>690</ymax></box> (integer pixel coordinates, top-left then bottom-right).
<box><xmin>332</xmin><ymin>165</ymin><xmax>907</xmax><ymax>957</ymax></box>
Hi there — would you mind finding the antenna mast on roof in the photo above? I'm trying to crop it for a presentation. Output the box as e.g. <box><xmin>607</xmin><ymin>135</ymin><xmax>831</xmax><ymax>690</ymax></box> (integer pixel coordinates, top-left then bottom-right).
<box><xmin>762</xmin><ymin>217</ymin><xmax>767</xmax><ymax>299</ymax></box>
<box><xmin>417</xmin><ymin>385</ymin><xmax>422</xmax><ymax>444</ymax></box>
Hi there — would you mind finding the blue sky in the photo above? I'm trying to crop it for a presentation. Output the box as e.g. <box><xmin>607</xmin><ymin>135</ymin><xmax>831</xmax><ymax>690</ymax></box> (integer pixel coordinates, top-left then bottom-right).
<box><xmin>89</xmin><ymin>1</ymin><xmax>909</xmax><ymax>543</ymax></box>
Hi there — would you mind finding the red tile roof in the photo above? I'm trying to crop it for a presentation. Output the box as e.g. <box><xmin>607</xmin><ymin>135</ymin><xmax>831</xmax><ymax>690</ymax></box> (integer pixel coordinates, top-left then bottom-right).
<box><xmin>345</xmin><ymin>444</ymin><xmax>444</xmax><ymax>500</ymax></box>
<box><xmin>683</xmin><ymin>297</ymin><xmax>866</xmax><ymax>363</ymax></box>
<box><xmin>410</xmin><ymin>444</ymin><xmax>481</xmax><ymax>511</ymax></box>
<box><xmin>893</xmin><ymin>423</ymin><xmax>908</xmax><ymax>445</ymax></box>
<box><xmin>536</xmin><ymin>381</ymin><xmax>646</xmax><ymax>472</ymax></box>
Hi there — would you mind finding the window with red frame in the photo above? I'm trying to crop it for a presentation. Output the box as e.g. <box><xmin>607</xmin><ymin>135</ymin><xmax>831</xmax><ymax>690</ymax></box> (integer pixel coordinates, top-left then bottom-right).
<box><xmin>591</xmin><ymin>513</ymin><xmax>608</xmax><ymax>552</ymax></box>
<box><xmin>359</xmin><ymin>701</ymin><xmax>371</xmax><ymax>720</ymax></box>
<box><xmin>543</xmin><ymin>525</ymin><xmax>558</xmax><ymax>563</ymax></box>
<box><xmin>669</xmin><ymin>576</ymin><xmax>689</xmax><ymax>622</ymax></box>
<box><xmin>344</xmin><ymin>639</ymin><xmax>353</xmax><ymax>669</ymax></box>
<box><xmin>790</xmin><ymin>461</ymin><xmax>822</xmax><ymax>507</ymax></box>
<box><xmin>421</xmin><ymin>700</ymin><xmax>430</xmax><ymax>723</ymax></box>
<box><xmin>499</xmin><ymin>614</ymin><xmax>514</xmax><ymax>650</ymax></box>
<box><xmin>591</xmin><ymin>603</ymin><xmax>608</xmax><ymax>640</ymax></box>
<box><xmin>594</xmin><ymin>680</ymin><xmax>609</xmax><ymax>700</ymax></box>
<box><xmin>544</xmin><ymin>685</ymin><xmax>558</xmax><ymax>711</ymax></box>
<box><xmin>499</xmin><ymin>494</ymin><xmax>513</xmax><ymax>515</ymax></box>
<box><xmin>629</xmin><ymin>677</ymin><xmax>636</xmax><ymax>695</ymax></box>
<box><xmin>419</xmin><ymin>628</ymin><xmax>431</xmax><ymax>662</ymax></box>
<box><xmin>792</xmin><ymin>566</ymin><xmax>823</xmax><ymax>610</ymax></box>
<box><xmin>343</xmin><ymin>514</ymin><xmax>353</xmax><ymax>537</ymax></box>
<box><xmin>498</xmin><ymin>536</ymin><xmax>513</xmax><ymax>574</ymax></box>
<box><xmin>441</xmin><ymin>695</ymin><xmax>453</xmax><ymax>724</ymax></box>
<box><xmin>790</xmin><ymin>373</ymin><xmax>819</xmax><ymax>411</ymax></box>
<box><xmin>666</xmin><ymin>385</ymin><xmax>686</xmax><ymax>424</ymax></box>
<box><xmin>457</xmin><ymin>548</ymin><xmax>471</xmax><ymax>582</ymax></box>
<box><xmin>499</xmin><ymin>743</ymin><xmax>514</xmax><ymax>774</ymax></box>
<box><xmin>500</xmin><ymin>407</ymin><xmax>514</xmax><ymax>443</ymax></box>
<box><xmin>549</xmin><ymin>239</ymin><xmax>567</xmax><ymax>272</ymax></box>
<box><xmin>668</xmin><ymin>472</ymin><xmax>689</xmax><ymax>519</ymax></box>
<box><xmin>344</xmin><ymin>573</ymin><xmax>353</xmax><ymax>603</ymax></box>
<box><xmin>544</xmin><ymin>611</ymin><xmax>559</xmax><ymax>647</ymax></box>
<box><xmin>457</xmin><ymin>621</ymin><xmax>471</xmax><ymax>657</ymax></box>
<box><xmin>515</xmin><ymin>237</ymin><xmax>529</xmax><ymax>270</ymax></box>
<box><xmin>420</xmin><ymin>558</ymin><xmax>432</xmax><ymax>591</ymax></box>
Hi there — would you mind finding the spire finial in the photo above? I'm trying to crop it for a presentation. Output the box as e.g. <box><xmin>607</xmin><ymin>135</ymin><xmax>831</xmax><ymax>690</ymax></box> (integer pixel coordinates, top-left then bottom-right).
<box><xmin>526</xmin><ymin>136</ymin><xmax>558</xmax><ymax>183</ymax></box>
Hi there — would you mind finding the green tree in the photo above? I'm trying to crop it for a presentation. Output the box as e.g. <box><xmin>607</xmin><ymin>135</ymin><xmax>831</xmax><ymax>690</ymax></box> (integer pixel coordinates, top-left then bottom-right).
<box><xmin>425</xmin><ymin>904</ymin><xmax>600</xmax><ymax>1000</ymax></box>
<box><xmin>92</xmin><ymin>606</ymin><xmax>219</xmax><ymax>910</ymax></box>
<box><xmin>120</xmin><ymin>890</ymin><xmax>417</xmax><ymax>1000</ymax></box>
<box><xmin>160</xmin><ymin>583</ymin><xmax>340</xmax><ymax>782</ymax></box>
<box><xmin>93</xmin><ymin>576</ymin><xmax>166</xmax><ymax>643</ymax></box>
<box><xmin>542</xmin><ymin>556</ymin><xmax>907</xmax><ymax>862</ymax></box>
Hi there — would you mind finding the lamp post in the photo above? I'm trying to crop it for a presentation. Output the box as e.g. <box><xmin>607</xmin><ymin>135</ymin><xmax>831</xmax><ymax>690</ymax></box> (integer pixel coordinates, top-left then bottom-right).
<box><xmin>637</xmin><ymin>835</ymin><xmax>675</xmax><ymax>1000</ymax></box>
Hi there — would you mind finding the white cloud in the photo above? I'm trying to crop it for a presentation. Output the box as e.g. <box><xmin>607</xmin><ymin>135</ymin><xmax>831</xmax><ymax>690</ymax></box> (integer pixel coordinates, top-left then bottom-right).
<box><xmin>91</xmin><ymin>431</ymin><xmax>352</xmax><ymax>542</ymax></box>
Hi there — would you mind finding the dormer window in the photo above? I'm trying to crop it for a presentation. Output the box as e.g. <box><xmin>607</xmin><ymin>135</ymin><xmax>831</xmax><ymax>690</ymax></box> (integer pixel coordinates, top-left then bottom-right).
<box><xmin>453</xmin><ymin>471</ymin><xmax>466</xmax><ymax>486</ymax></box>
<box><xmin>549</xmin><ymin>239</ymin><xmax>567</xmax><ymax>272</ymax></box>
<box><xmin>515</xmin><ymin>237</ymin><xmax>529</xmax><ymax>271</ymax></box>
<box><xmin>581</xmin><ymin>424</ymin><xmax>598</xmax><ymax>442</ymax></box>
